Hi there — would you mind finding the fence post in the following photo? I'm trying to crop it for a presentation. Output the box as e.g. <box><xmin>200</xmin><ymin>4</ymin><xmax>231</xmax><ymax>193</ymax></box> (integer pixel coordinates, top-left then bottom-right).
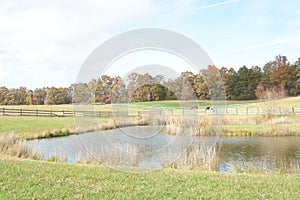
<box><xmin>257</xmin><ymin>107</ymin><xmax>259</xmax><ymax>115</ymax></box>
<box><xmin>20</xmin><ymin>108</ymin><xmax>22</xmax><ymax>116</ymax></box>
<box><xmin>246</xmin><ymin>107</ymin><xmax>248</xmax><ymax>115</ymax></box>
<box><xmin>2</xmin><ymin>107</ymin><xmax>4</xmax><ymax>116</ymax></box>
<box><xmin>292</xmin><ymin>107</ymin><xmax>295</xmax><ymax>115</ymax></box>
<box><xmin>236</xmin><ymin>108</ymin><xmax>238</xmax><ymax>115</ymax></box>
<box><xmin>36</xmin><ymin>109</ymin><xmax>38</xmax><ymax>116</ymax></box>
<box><xmin>279</xmin><ymin>107</ymin><xmax>282</xmax><ymax>115</ymax></box>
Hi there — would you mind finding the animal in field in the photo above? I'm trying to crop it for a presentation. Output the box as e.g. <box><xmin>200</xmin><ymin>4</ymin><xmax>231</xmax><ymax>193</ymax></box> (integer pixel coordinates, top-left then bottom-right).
<box><xmin>190</xmin><ymin>105</ymin><xmax>198</xmax><ymax>111</ymax></box>
<box><xmin>205</xmin><ymin>106</ymin><xmax>215</xmax><ymax>114</ymax></box>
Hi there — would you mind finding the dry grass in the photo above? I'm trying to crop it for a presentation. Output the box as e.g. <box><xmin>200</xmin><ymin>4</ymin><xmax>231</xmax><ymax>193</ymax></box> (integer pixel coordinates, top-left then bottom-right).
<box><xmin>233</xmin><ymin>158</ymin><xmax>300</xmax><ymax>174</ymax></box>
<box><xmin>240</xmin><ymin>96</ymin><xmax>300</xmax><ymax>109</ymax></box>
<box><xmin>224</xmin><ymin>115</ymin><xmax>291</xmax><ymax>125</ymax></box>
<box><xmin>165</xmin><ymin>116</ymin><xmax>211</xmax><ymax>136</ymax></box>
<box><xmin>0</xmin><ymin>133</ymin><xmax>39</xmax><ymax>159</ymax></box>
<box><xmin>165</xmin><ymin>143</ymin><xmax>219</xmax><ymax>171</ymax></box>
<box><xmin>74</xmin><ymin>144</ymin><xmax>139</xmax><ymax>169</ymax></box>
<box><xmin>163</xmin><ymin>114</ymin><xmax>300</xmax><ymax>136</ymax></box>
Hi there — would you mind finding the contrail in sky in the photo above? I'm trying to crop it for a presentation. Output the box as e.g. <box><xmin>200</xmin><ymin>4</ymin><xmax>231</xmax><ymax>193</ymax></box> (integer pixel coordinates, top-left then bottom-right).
<box><xmin>193</xmin><ymin>0</ymin><xmax>240</xmax><ymax>10</ymax></box>
<box><xmin>212</xmin><ymin>36</ymin><xmax>300</xmax><ymax>56</ymax></box>
<box><xmin>160</xmin><ymin>0</ymin><xmax>240</xmax><ymax>18</ymax></box>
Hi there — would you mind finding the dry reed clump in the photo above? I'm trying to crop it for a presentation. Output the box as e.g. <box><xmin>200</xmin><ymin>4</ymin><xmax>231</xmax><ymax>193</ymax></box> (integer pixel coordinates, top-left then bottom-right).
<box><xmin>165</xmin><ymin>117</ymin><xmax>210</xmax><ymax>136</ymax></box>
<box><xmin>167</xmin><ymin>144</ymin><xmax>219</xmax><ymax>171</ymax></box>
<box><xmin>224</xmin><ymin>115</ymin><xmax>273</xmax><ymax>125</ymax></box>
<box><xmin>74</xmin><ymin>143</ymin><xmax>138</xmax><ymax>167</ymax></box>
<box><xmin>224</xmin><ymin>116</ymin><xmax>258</xmax><ymax>125</ymax></box>
<box><xmin>0</xmin><ymin>133</ymin><xmax>39</xmax><ymax>159</ymax></box>
<box><xmin>266</xmin><ymin>116</ymin><xmax>291</xmax><ymax>124</ymax></box>
<box><xmin>101</xmin><ymin>119</ymin><xmax>117</xmax><ymax>130</ymax></box>
<box><xmin>137</xmin><ymin>114</ymin><xmax>166</xmax><ymax>126</ymax></box>
<box><xmin>224</xmin><ymin>115</ymin><xmax>292</xmax><ymax>125</ymax></box>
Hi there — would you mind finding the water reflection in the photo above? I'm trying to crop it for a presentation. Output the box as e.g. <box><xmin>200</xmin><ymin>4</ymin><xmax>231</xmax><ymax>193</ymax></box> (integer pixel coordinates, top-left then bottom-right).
<box><xmin>27</xmin><ymin>127</ymin><xmax>300</xmax><ymax>172</ymax></box>
<box><xmin>217</xmin><ymin>137</ymin><xmax>300</xmax><ymax>172</ymax></box>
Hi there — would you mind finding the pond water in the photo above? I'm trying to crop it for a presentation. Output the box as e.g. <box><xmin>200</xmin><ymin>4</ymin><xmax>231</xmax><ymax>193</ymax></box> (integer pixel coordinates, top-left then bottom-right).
<box><xmin>27</xmin><ymin>126</ymin><xmax>300</xmax><ymax>172</ymax></box>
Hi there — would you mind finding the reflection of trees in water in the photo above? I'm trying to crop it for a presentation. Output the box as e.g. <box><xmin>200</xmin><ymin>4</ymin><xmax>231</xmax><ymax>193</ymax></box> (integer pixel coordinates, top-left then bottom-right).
<box><xmin>259</xmin><ymin>137</ymin><xmax>300</xmax><ymax>172</ymax></box>
<box><xmin>260</xmin><ymin>137</ymin><xmax>300</xmax><ymax>159</ymax></box>
<box><xmin>218</xmin><ymin>137</ymin><xmax>300</xmax><ymax>172</ymax></box>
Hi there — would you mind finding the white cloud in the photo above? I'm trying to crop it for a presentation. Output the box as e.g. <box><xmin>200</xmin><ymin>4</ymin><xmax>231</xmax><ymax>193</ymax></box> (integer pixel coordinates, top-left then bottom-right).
<box><xmin>1</xmin><ymin>0</ymin><xmax>300</xmax><ymax>88</ymax></box>
<box><xmin>0</xmin><ymin>0</ymin><xmax>165</xmax><ymax>88</ymax></box>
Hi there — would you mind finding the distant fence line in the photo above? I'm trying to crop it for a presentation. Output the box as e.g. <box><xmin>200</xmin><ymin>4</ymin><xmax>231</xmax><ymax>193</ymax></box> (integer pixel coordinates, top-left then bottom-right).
<box><xmin>1</xmin><ymin>107</ymin><xmax>300</xmax><ymax>117</ymax></box>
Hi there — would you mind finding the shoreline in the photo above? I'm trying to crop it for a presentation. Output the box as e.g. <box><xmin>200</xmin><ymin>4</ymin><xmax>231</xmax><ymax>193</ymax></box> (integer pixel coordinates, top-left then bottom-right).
<box><xmin>1</xmin><ymin>114</ymin><xmax>300</xmax><ymax>140</ymax></box>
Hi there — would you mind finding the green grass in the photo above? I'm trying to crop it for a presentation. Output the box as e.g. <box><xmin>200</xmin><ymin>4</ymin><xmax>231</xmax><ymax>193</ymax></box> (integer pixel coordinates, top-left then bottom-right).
<box><xmin>0</xmin><ymin>115</ymin><xmax>147</xmax><ymax>139</ymax></box>
<box><xmin>1</xmin><ymin>96</ymin><xmax>300</xmax><ymax>111</ymax></box>
<box><xmin>2</xmin><ymin>114</ymin><xmax>300</xmax><ymax>139</ymax></box>
<box><xmin>1</xmin><ymin>97</ymin><xmax>300</xmax><ymax>139</ymax></box>
<box><xmin>0</xmin><ymin>99</ymin><xmax>258</xmax><ymax>111</ymax></box>
<box><xmin>0</xmin><ymin>116</ymin><xmax>75</xmax><ymax>139</ymax></box>
<box><xmin>0</xmin><ymin>157</ymin><xmax>299</xmax><ymax>199</ymax></box>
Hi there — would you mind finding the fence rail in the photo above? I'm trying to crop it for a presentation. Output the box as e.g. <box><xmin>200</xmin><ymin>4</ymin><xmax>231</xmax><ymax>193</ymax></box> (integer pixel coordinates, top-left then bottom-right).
<box><xmin>1</xmin><ymin>107</ymin><xmax>300</xmax><ymax>117</ymax></box>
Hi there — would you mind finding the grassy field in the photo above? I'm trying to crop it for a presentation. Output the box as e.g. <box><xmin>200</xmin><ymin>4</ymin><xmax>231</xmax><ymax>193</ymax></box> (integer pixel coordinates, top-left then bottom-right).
<box><xmin>0</xmin><ymin>156</ymin><xmax>299</xmax><ymax>199</ymax></box>
<box><xmin>1</xmin><ymin>96</ymin><xmax>299</xmax><ymax>111</ymax></box>
<box><xmin>0</xmin><ymin>99</ymin><xmax>259</xmax><ymax>111</ymax></box>
<box><xmin>2</xmin><ymin>114</ymin><xmax>300</xmax><ymax>139</ymax></box>
<box><xmin>2</xmin><ymin>113</ymin><xmax>300</xmax><ymax>139</ymax></box>
<box><xmin>1</xmin><ymin>97</ymin><xmax>300</xmax><ymax>139</ymax></box>
<box><xmin>0</xmin><ymin>116</ymin><xmax>76</xmax><ymax>139</ymax></box>
<box><xmin>0</xmin><ymin>116</ymin><xmax>145</xmax><ymax>139</ymax></box>
<box><xmin>1</xmin><ymin>99</ymin><xmax>300</xmax><ymax>199</ymax></box>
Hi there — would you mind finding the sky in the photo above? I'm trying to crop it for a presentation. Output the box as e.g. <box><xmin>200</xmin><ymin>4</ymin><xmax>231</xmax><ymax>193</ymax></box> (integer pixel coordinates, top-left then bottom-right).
<box><xmin>0</xmin><ymin>0</ymin><xmax>300</xmax><ymax>89</ymax></box>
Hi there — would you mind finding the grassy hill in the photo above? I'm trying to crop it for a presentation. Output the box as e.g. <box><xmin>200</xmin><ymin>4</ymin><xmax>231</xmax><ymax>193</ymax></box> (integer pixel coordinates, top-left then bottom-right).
<box><xmin>238</xmin><ymin>96</ymin><xmax>300</xmax><ymax>109</ymax></box>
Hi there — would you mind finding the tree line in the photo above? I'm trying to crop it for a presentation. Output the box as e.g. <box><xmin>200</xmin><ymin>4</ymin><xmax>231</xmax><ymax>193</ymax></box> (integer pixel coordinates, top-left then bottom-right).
<box><xmin>1</xmin><ymin>55</ymin><xmax>300</xmax><ymax>105</ymax></box>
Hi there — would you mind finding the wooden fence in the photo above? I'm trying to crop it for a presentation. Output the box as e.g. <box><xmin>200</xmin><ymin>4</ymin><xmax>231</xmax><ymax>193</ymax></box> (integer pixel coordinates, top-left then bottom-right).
<box><xmin>0</xmin><ymin>108</ymin><xmax>119</xmax><ymax>117</ymax></box>
<box><xmin>1</xmin><ymin>107</ymin><xmax>300</xmax><ymax>117</ymax></box>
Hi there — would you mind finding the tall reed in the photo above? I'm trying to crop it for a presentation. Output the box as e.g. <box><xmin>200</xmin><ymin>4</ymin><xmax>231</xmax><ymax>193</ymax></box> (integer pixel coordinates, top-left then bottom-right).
<box><xmin>162</xmin><ymin>143</ymin><xmax>219</xmax><ymax>171</ymax></box>
<box><xmin>0</xmin><ymin>133</ymin><xmax>39</xmax><ymax>159</ymax></box>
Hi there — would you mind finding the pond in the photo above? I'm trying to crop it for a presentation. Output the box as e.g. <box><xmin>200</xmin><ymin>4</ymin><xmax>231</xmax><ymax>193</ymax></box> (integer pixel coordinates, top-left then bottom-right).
<box><xmin>27</xmin><ymin>126</ymin><xmax>300</xmax><ymax>172</ymax></box>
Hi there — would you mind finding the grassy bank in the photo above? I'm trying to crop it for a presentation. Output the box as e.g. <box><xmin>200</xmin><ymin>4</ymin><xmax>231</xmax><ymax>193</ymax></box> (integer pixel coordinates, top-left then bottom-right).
<box><xmin>0</xmin><ymin>116</ymin><xmax>146</xmax><ymax>139</ymax></box>
<box><xmin>165</xmin><ymin>114</ymin><xmax>300</xmax><ymax>137</ymax></box>
<box><xmin>0</xmin><ymin>157</ymin><xmax>299</xmax><ymax>199</ymax></box>
<box><xmin>222</xmin><ymin>115</ymin><xmax>300</xmax><ymax>136</ymax></box>
<box><xmin>2</xmin><ymin>114</ymin><xmax>300</xmax><ymax>139</ymax></box>
<box><xmin>0</xmin><ymin>116</ymin><xmax>75</xmax><ymax>139</ymax></box>
<box><xmin>1</xmin><ymin>97</ymin><xmax>300</xmax><ymax>139</ymax></box>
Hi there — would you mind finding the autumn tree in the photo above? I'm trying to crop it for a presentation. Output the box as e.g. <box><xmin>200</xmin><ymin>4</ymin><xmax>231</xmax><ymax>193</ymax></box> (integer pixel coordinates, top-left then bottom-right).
<box><xmin>269</xmin><ymin>55</ymin><xmax>291</xmax><ymax>90</ymax></box>
<box><xmin>111</xmin><ymin>76</ymin><xmax>127</xmax><ymax>103</ymax></box>
<box><xmin>287</xmin><ymin>60</ymin><xmax>300</xmax><ymax>96</ymax></box>
<box><xmin>150</xmin><ymin>83</ymin><xmax>167</xmax><ymax>101</ymax></box>
<box><xmin>201</xmin><ymin>65</ymin><xmax>225</xmax><ymax>100</ymax></box>
<box><xmin>0</xmin><ymin>86</ymin><xmax>8</xmax><ymax>104</ymax></box>
<box><xmin>32</xmin><ymin>88</ymin><xmax>47</xmax><ymax>105</ymax></box>
<box><xmin>192</xmin><ymin>73</ymin><xmax>209</xmax><ymax>99</ymax></box>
